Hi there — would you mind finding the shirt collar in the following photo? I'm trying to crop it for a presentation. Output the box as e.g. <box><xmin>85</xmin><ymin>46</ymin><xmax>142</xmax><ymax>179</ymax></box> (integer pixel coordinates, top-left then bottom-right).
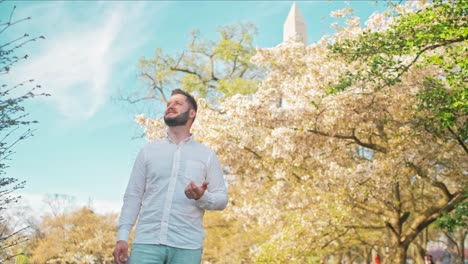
<box><xmin>165</xmin><ymin>132</ymin><xmax>194</xmax><ymax>144</ymax></box>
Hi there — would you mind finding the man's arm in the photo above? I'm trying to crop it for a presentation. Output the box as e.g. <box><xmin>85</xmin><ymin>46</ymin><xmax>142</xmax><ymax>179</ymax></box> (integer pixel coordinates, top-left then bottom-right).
<box><xmin>113</xmin><ymin>148</ymin><xmax>147</xmax><ymax>264</ymax></box>
<box><xmin>194</xmin><ymin>150</ymin><xmax>228</xmax><ymax>210</ymax></box>
<box><xmin>116</xmin><ymin>148</ymin><xmax>147</xmax><ymax>241</ymax></box>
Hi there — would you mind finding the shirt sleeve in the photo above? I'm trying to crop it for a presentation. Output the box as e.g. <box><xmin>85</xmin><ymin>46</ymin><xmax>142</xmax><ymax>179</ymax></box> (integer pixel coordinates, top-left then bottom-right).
<box><xmin>195</xmin><ymin>150</ymin><xmax>228</xmax><ymax>210</ymax></box>
<box><xmin>116</xmin><ymin>147</ymin><xmax>147</xmax><ymax>242</ymax></box>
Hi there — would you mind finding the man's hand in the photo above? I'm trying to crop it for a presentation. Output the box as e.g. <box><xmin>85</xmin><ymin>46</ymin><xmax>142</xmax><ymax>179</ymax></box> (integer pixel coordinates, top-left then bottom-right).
<box><xmin>184</xmin><ymin>181</ymin><xmax>209</xmax><ymax>200</ymax></box>
<box><xmin>113</xmin><ymin>240</ymin><xmax>129</xmax><ymax>264</ymax></box>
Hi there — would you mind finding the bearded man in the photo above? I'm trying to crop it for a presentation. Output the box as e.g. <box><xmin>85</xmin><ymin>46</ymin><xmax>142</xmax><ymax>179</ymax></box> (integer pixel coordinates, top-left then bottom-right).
<box><xmin>113</xmin><ymin>89</ymin><xmax>228</xmax><ymax>264</ymax></box>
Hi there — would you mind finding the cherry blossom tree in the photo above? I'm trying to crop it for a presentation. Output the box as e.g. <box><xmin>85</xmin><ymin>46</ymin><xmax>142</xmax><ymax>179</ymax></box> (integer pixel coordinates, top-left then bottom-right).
<box><xmin>136</xmin><ymin>1</ymin><xmax>466</xmax><ymax>263</ymax></box>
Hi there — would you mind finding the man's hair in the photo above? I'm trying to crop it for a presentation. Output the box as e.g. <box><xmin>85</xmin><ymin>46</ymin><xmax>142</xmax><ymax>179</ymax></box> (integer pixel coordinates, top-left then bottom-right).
<box><xmin>171</xmin><ymin>89</ymin><xmax>198</xmax><ymax>112</ymax></box>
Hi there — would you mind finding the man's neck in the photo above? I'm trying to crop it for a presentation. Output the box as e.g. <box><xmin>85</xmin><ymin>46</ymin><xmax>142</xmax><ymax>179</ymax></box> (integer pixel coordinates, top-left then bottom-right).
<box><xmin>167</xmin><ymin>126</ymin><xmax>191</xmax><ymax>144</ymax></box>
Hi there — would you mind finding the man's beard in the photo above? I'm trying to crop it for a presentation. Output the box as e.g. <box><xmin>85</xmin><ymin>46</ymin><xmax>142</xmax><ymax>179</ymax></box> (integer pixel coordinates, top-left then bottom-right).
<box><xmin>164</xmin><ymin>110</ymin><xmax>190</xmax><ymax>127</ymax></box>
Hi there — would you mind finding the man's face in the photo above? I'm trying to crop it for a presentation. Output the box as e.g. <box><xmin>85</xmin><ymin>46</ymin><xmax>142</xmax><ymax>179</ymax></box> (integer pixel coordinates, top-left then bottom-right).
<box><xmin>163</xmin><ymin>94</ymin><xmax>192</xmax><ymax>127</ymax></box>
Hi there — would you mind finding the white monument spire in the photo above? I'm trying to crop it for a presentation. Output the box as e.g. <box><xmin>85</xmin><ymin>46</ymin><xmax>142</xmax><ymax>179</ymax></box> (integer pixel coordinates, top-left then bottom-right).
<box><xmin>283</xmin><ymin>2</ymin><xmax>308</xmax><ymax>44</ymax></box>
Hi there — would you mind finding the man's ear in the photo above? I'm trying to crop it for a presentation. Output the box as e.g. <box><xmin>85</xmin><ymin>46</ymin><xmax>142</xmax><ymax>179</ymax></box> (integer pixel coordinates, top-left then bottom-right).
<box><xmin>189</xmin><ymin>109</ymin><xmax>196</xmax><ymax>119</ymax></box>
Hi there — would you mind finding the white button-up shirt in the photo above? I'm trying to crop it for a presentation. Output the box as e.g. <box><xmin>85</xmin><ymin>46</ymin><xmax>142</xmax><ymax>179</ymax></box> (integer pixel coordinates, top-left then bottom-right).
<box><xmin>117</xmin><ymin>135</ymin><xmax>228</xmax><ymax>249</ymax></box>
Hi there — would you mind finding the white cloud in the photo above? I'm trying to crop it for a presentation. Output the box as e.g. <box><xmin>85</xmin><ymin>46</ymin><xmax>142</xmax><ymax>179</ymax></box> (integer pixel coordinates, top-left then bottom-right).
<box><xmin>27</xmin><ymin>17</ymin><xmax>118</xmax><ymax>120</ymax></box>
<box><xmin>8</xmin><ymin>2</ymin><xmax>168</xmax><ymax>121</ymax></box>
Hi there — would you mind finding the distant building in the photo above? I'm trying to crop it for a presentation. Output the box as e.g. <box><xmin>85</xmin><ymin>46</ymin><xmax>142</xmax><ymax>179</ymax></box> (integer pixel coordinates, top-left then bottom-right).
<box><xmin>274</xmin><ymin>2</ymin><xmax>308</xmax><ymax>108</ymax></box>
<box><xmin>283</xmin><ymin>1</ymin><xmax>308</xmax><ymax>44</ymax></box>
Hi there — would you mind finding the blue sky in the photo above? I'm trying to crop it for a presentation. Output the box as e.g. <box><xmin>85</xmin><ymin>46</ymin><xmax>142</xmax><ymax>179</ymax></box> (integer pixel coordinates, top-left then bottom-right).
<box><xmin>1</xmin><ymin>1</ymin><xmax>387</xmax><ymax>217</ymax></box>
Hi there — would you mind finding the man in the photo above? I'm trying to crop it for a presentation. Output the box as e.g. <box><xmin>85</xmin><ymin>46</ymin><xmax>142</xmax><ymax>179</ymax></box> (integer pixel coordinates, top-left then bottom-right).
<box><xmin>424</xmin><ymin>253</ymin><xmax>434</xmax><ymax>264</ymax></box>
<box><xmin>113</xmin><ymin>89</ymin><xmax>228</xmax><ymax>264</ymax></box>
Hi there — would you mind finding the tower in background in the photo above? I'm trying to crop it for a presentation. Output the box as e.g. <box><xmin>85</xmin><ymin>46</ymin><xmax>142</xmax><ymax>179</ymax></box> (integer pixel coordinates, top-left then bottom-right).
<box><xmin>283</xmin><ymin>2</ymin><xmax>308</xmax><ymax>44</ymax></box>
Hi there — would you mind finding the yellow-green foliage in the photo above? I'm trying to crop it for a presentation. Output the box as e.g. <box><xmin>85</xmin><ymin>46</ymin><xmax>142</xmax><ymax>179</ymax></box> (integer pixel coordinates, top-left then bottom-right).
<box><xmin>28</xmin><ymin>207</ymin><xmax>117</xmax><ymax>264</ymax></box>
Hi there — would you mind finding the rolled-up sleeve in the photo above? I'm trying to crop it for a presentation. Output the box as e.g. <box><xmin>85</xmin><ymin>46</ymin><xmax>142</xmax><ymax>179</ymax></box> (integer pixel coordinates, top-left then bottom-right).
<box><xmin>117</xmin><ymin>148</ymin><xmax>147</xmax><ymax>242</ymax></box>
<box><xmin>195</xmin><ymin>151</ymin><xmax>228</xmax><ymax>210</ymax></box>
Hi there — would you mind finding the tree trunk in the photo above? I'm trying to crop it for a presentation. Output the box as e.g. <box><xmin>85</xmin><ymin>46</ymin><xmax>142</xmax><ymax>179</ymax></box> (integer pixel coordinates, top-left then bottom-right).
<box><xmin>389</xmin><ymin>243</ymin><xmax>408</xmax><ymax>264</ymax></box>
<box><xmin>332</xmin><ymin>254</ymin><xmax>342</xmax><ymax>264</ymax></box>
<box><xmin>343</xmin><ymin>252</ymin><xmax>352</xmax><ymax>264</ymax></box>
<box><xmin>365</xmin><ymin>248</ymin><xmax>373</xmax><ymax>264</ymax></box>
<box><xmin>455</xmin><ymin>232</ymin><xmax>466</xmax><ymax>264</ymax></box>
<box><xmin>408</xmin><ymin>232</ymin><xmax>427</xmax><ymax>264</ymax></box>
<box><xmin>444</xmin><ymin>229</ymin><xmax>467</xmax><ymax>264</ymax></box>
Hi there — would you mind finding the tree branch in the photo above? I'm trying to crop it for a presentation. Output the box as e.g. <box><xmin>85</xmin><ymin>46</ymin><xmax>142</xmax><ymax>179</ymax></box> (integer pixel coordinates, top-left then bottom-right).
<box><xmin>305</xmin><ymin>127</ymin><xmax>387</xmax><ymax>153</ymax></box>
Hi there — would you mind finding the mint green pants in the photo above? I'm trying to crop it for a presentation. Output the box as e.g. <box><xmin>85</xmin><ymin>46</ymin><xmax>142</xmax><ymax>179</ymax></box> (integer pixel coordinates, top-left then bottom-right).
<box><xmin>129</xmin><ymin>244</ymin><xmax>202</xmax><ymax>264</ymax></box>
